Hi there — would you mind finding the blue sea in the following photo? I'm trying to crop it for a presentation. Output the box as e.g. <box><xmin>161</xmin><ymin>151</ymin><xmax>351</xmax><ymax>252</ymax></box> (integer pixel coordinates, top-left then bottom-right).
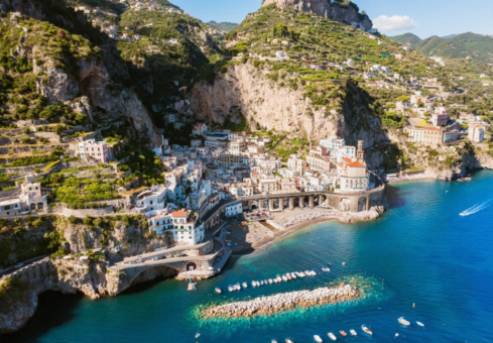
<box><xmin>8</xmin><ymin>172</ymin><xmax>493</xmax><ymax>343</ymax></box>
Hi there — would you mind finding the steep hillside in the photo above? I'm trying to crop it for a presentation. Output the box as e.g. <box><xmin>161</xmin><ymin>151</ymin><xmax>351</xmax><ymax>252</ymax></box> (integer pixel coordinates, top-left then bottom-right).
<box><xmin>191</xmin><ymin>4</ymin><xmax>493</xmax><ymax>174</ymax></box>
<box><xmin>208</xmin><ymin>21</ymin><xmax>238</xmax><ymax>33</ymax></box>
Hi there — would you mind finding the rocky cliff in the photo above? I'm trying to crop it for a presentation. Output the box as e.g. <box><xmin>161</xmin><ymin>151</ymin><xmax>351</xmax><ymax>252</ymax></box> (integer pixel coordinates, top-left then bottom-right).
<box><xmin>0</xmin><ymin>216</ymin><xmax>174</xmax><ymax>333</ymax></box>
<box><xmin>262</xmin><ymin>0</ymin><xmax>373</xmax><ymax>31</ymax></box>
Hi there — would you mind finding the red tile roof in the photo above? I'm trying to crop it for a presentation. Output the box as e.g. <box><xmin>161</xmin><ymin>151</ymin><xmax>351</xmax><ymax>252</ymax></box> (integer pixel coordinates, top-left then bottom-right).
<box><xmin>170</xmin><ymin>209</ymin><xmax>189</xmax><ymax>218</ymax></box>
<box><xmin>343</xmin><ymin>157</ymin><xmax>366</xmax><ymax>168</ymax></box>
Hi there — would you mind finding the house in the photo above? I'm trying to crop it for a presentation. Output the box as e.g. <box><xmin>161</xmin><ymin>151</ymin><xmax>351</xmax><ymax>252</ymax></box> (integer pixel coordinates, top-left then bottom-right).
<box><xmin>147</xmin><ymin>209</ymin><xmax>205</xmax><ymax>245</ymax></box>
<box><xmin>224</xmin><ymin>201</ymin><xmax>243</xmax><ymax>218</ymax></box>
<box><xmin>405</xmin><ymin>118</ymin><xmax>443</xmax><ymax>146</ymax></box>
<box><xmin>169</xmin><ymin>209</ymin><xmax>205</xmax><ymax>245</ymax></box>
<box><xmin>0</xmin><ymin>176</ymin><xmax>48</xmax><ymax>217</ymax></box>
<box><xmin>77</xmin><ymin>138</ymin><xmax>115</xmax><ymax>164</ymax></box>
<box><xmin>307</xmin><ymin>147</ymin><xmax>332</xmax><ymax>173</ymax></box>
<box><xmin>135</xmin><ymin>185</ymin><xmax>167</xmax><ymax>213</ymax></box>
<box><xmin>468</xmin><ymin>122</ymin><xmax>486</xmax><ymax>143</ymax></box>
<box><xmin>431</xmin><ymin>112</ymin><xmax>449</xmax><ymax>127</ymax></box>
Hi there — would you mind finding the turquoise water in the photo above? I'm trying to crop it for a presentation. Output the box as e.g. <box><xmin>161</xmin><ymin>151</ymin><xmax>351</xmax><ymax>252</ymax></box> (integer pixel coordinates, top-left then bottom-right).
<box><xmin>8</xmin><ymin>172</ymin><xmax>493</xmax><ymax>342</ymax></box>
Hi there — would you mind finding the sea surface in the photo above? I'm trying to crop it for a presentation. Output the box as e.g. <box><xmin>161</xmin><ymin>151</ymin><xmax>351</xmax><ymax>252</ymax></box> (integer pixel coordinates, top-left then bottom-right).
<box><xmin>8</xmin><ymin>172</ymin><xmax>493</xmax><ymax>343</ymax></box>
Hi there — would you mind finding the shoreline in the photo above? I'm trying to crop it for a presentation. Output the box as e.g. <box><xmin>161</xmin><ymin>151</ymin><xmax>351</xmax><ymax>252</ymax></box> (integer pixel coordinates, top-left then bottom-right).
<box><xmin>231</xmin><ymin>207</ymin><xmax>384</xmax><ymax>255</ymax></box>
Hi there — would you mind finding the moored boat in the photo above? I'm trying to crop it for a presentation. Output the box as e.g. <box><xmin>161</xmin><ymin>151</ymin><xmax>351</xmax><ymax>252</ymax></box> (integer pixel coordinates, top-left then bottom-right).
<box><xmin>339</xmin><ymin>330</ymin><xmax>347</xmax><ymax>337</ymax></box>
<box><xmin>398</xmin><ymin>317</ymin><xmax>411</xmax><ymax>327</ymax></box>
<box><xmin>327</xmin><ymin>332</ymin><xmax>337</xmax><ymax>341</ymax></box>
<box><xmin>361</xmin><ymin>325</ymin><xmax>373</xmax><ymax>336</ymax></box>
<box><xmin>349</xmin><ymin>329</ymin><xmax>357</xmax><ymax>336</ymax></box>
<box><xmin>416</xmin><ymin>321</ymin><xmax>425</xmax><ymax>327</ymax></box>
<box><xmin>314</xmin><ymin>334</ymin><xmax>323</xmax><ymax>342</ymax></box>
<box><xmin>214</xmin><ymin>287</ymin><xmax>222</xmax><ymax>294</ymax></box>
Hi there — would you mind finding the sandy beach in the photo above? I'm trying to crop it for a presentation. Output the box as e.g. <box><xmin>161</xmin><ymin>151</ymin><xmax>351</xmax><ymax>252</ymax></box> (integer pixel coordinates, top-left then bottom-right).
<box><xmin>227</xmin><ymin>207</ymin><xmax>383</xmax><ymax>254</ymax></box>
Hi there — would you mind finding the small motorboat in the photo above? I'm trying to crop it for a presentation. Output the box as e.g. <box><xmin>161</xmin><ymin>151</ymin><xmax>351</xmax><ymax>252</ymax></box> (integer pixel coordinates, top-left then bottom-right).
<box><xmin>416</xmin><ymin>321</ymin><xmax>425</xmax><ymax>327</ymax></box>
<box><xmin>242</xmin><ymin>282</ymin><xmax>248</xmax><ymax>289</ymax></box>
<box><xmin>313</xmin><ymin>335</ymin><xmax>323</xmax><ymax>343</ymax></box>
<box><xmin>361</xmin><ymin>325</ymin><xmax>373</xmax><ymax>336</ymax></box>
<box><xmin>214</xmin><ymin>287</ymin><xmax>222</xmax><ymax>294</ymax></box>
<box><xmin>349</xmin><ymin>329</ymin><xmax>357</xmax><ymax>336</ymax></box>
<box><xmin>285</xmin><ymin>339</ymin><xmax>294</xmax><ymax>343</ymax></box>
<box><xmin>339</xmin><ymin>330</ymin><xmax>347</xmax><ymax>337</ymax></box>
<box><xmin>394</xmin><ymin>332</ymin><xmax>400</xmax><ymax>339</ymax></box>
<box><xmin>321</xmin><ymin>267</ymin><xmax>331</xmax><ymax>273</ymax></box>
<box><xmin>398</xmin><ymin>317</ymin><xmax>411</xmax><ymax>327</ymax></box>
<box><xmin>327</xmin><ymin>332</ymin><xmax>337</xmax><ymax>341</ymax></box>
<box><xmin>187</xmin><ymin>281</ymin><xmax>197</xmax><ymax>291</ymax></box>
<box><xmin>271</xmin><ymin>340</ymin><xmax>278</xmax><ymax>343</ymax></box>
<box><xmin>194</xmin><ymin>332</ymin><xmax>201</xmax><ymax>339</ymax></box>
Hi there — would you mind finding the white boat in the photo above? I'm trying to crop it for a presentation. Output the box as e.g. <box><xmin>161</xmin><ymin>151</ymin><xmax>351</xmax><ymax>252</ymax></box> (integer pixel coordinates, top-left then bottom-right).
<box><xmin>361</xmin><ymin>325</ymin><xmax>373</xmax><ymax>336</ymax></box>
<box><xmin>416</xmin><ymin>321</ymin><xmax>425</xmax><ymax>327</ymax></box>
<box><xmin>194</xmin><ymin>332</ymin><xmax>201</xmax><ymax>339</ymax></box>
<box><xmin>398</xmin><ymin>317</ymin><xmax>411</xmax><ymax>327</ymax></box>
<box><xmin>271</xmin><ymin>340</ymin><xmax>278</xmax><ymax>343</ymax></box>
<box><xmin>321</xmin><ymin>267</ymin><xmax>331</xmax><ymax>273</ymax></box>
<box><xmin>327</xmin><ymin>332</ymin><xmax>337</xmax><ymax>341</ymax></box>
<box><xmin>285</xmin><ymin>339</ymin><xmax>294</xmax><ymax>343</ymax></box>
<box><xmin>349</xmin><ymin>329</ymin><xmax>357</xmax><ymax>336</ymax></box>
<box><xmin>187</xmin><ymin>281</ymin><xmax>197</xmax><ymax>291</ymax></box>
<box><xmin>314</xmin><ymin>335</ymin><xmax>323</xmax><ymax>342</ymax></box>
<box><xmin>242</xmin><ymin>282</ymin><xmax>248</xmax><ymax>289</ymax></box>
<box><xmin>394</xmin><ymin>332</ymin><xmax>400</xmax><ymax>338</ymax></box>
<box><xmin>214</xmin><ymin>287</ymin><xmax>222</xmax><ymax>294</ymax></box>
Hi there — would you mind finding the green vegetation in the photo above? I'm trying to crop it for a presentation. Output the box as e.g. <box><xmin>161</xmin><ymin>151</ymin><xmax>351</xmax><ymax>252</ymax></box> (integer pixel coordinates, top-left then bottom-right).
<box><xmin>0</xmin><ymin>276</ymin><xmax>31</xmax><ymax>316</ymax></box>
<box><xmin>46</xmin><ymin>174</ymin><xmax>118</xmax><ymax>208</ymax></box>
<box><xmin>0</xmin><ymin>16</ymin><xmax>97</xmax><ymax>126</ymax></box>
<box><xmin>0</xmin><ymin>217</ymin><xmax>62</xmax><ymax>268</ymax></box>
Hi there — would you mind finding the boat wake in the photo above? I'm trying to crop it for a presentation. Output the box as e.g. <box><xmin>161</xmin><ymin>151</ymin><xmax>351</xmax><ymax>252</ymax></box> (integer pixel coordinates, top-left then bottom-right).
<box><xmin>459</xmin><ymin>200</ymin><xmax>492</xmax><ymax>217</ymax></box>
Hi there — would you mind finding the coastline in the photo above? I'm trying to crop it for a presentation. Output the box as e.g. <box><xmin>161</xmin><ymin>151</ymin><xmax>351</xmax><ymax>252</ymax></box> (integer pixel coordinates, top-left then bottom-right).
<box><xmin>231</xmin><ymin>207</ymin><xmax>384</xmax><ymax>255</ymax></box>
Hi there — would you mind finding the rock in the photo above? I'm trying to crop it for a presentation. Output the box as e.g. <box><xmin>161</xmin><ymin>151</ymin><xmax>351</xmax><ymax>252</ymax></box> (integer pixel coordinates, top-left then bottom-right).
<box><xmin>262</xmin><ymin>0</ymin><xmax>373</xmax><ymax>32</ymax></box>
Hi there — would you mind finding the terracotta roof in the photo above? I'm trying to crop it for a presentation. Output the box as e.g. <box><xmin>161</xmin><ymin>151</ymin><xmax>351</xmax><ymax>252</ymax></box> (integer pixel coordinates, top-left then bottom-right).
<box><xmin>170</xmin><ymin>209</ymin><xmax>189</xmax><ymax>218</ymax></box>
<box><xmin>343</xmin><ymin>157</ymin><xmax>366</xmax><ymax>168</ymax></box>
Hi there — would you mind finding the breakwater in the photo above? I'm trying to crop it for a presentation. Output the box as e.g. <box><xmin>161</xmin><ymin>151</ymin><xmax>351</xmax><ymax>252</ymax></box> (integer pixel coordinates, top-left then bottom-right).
<box><xmin>201</xmin><ymin>282</ymin><xmax>360</xmax><ymax>319</ymax></box>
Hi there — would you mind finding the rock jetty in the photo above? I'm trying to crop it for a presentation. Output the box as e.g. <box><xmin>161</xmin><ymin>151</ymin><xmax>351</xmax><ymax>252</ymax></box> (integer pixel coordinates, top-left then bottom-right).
<box><xmin>201</xmin><ymin>282</ymin><xmax>360</xmax><ymax>319</ymax></box>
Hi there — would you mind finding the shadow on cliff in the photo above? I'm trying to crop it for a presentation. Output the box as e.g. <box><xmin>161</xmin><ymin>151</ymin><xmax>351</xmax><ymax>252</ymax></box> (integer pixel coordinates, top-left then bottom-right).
<box><xmin>4</xmin><ymin>291</ymin><xmax>82</xmax><ymax>343</ymax></box>
<box><xmin>341</xmin><ymin>80</ymin><xmax>402</xmax><ymax>176</ymax></box>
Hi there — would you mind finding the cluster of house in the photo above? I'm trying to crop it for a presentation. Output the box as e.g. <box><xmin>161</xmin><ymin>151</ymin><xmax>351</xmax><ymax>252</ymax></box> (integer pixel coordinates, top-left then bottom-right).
<box><xmin>404</xmin><ymin>106</ymin><xmax>487</xmax><ymax>146</ymax></box>
<box><xmin>129</xmin><ymin>124</ymin><xmax>372</xmax><ymax>245</ymax></box>
<box><xmin>0</xmin><ymin>122</ymin><xmax>372</xmax><ymax>248</ymax></box>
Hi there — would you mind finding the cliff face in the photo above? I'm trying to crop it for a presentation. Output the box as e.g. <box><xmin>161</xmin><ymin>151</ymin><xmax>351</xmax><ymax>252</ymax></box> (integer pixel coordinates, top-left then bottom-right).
<box><xmin>192</xmin><ymin>63</ymin><xmax>339</xmax><ymax>141</ymax></box>
<box><xmin>262</xmin><ymin>0</ymin><xmax>373</xmax><ymax>31</ymax></box>
<box><xmin>0</xmin><ymin>216</ymin><xmax>172</xmax><ymax>333</ymax></box>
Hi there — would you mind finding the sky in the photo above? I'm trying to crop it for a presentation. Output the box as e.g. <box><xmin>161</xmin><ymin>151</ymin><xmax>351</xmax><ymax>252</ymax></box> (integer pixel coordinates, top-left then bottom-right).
<box><xmin>172</xmin><ymin>0</ymin><xmax>493</xmax><ymax>38</ymax></box>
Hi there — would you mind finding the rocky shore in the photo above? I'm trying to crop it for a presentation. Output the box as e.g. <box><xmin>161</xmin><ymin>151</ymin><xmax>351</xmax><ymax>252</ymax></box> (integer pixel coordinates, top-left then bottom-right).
<box><xmin>201</xmin><ymin>282</ymin><xmax>360</xmax><ymax>319</ymax></box>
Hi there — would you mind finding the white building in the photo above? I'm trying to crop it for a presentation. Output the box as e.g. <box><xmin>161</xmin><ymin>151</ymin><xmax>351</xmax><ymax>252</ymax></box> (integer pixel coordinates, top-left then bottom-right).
<box><xmin>78</xmin><ymin>138</ymin><xmax>115</xmax><ymax>164</ymax></box>
<box><xmin>224</xmin><ymin>201</ymin><xmax>243</xmax><ymax>218</ymax></box>
<box><xmin>135</xmin><ymin>185</ymin><xmax>167</xmax><ymax>213</ymax></box>
<box><xmin>468</xmin><ymin>122</ymin><xmax>486</xmax><ymax>143</ymax></box>
<box><xmin>0</xmin><ymin>176</ymin><xmax>48</xmax><ymax>217</ymax></box>
<box><xmin>337</xmin><ymin>158</ymin><xmax>369</xmax><ymax>193</ymax></box>
<box><xmin>147</xmin><ymin>209</ymin><xmax>205</xmax><ymax>245</ymax></box>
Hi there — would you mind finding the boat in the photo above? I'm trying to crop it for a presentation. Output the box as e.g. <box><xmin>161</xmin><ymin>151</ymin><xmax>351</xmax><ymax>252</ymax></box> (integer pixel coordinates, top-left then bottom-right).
<box><xmin>361</xmin><ymin>325</ymin><xmax>373</xmax><ymax>336</ymax></box>
<box><xmin>187</xmin><ymin>281</ymin><xmax>197</xmax><ymax>291</ymax></box>
<box><xmin>339</xmin><ymin>330</ymin><xmax>347</xmax><ymax>337</ymax></box>
<box><xmin>214</xmin><ymin>287</ymin><xmax>222</xmax><ymax>294</ymax></box>
<box><xmin>285</xmin><ymin>339</ymin><xmax>294</xmax><ymax>343</ymax></box>
<box><xmin>349</xmin><ymin>329</ymin><xmax>357</xmax><ymax>336</ymax></box>
<box><xmin>242</xmin><ymin>282</ymin><xmax>248</xmax><ymax>289</ymax></box>
<box><xmin>313</xmin><ymin>335</ymin><xmax>323</xmax><ymax>342</ymax></box>
<box><xmin>194</xmin><ymin>332</ymin><xmax>201</xmax><ymax>339</ymax></box>
<box><xmin>398</xmin><ymin>317</ymin><xmax>411</xmax><ymax>327</ymax></box>
<box><xmin>271</xmin><ymin>340</ymin><xmax>278</xmax><ymax>343</ymax></box>
<box><xmin>327</xmin><ymin>332</ymin><xmax>337</xmax><ymax>341</ymax></box>
<box><xmin>416</xmin><ymin>321</ymin><xmax>425</xmax><ymax>327</ymax></box>
<box><xmin>321</xmin><ymin>267</ymin><xmax>331</xmax><ymax>273</ymax></box>
<box><xmin>394</xmin><ymin>332</ymin><xmax>400</xmax><ymax>338</ymax></box>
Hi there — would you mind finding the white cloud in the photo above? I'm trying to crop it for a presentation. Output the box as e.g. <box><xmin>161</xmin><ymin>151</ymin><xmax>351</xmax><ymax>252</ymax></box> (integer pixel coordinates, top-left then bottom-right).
<box><xmin>373</xmin><ymin>15</ymin><xmax>416</xmax><ymax>33</ymax></box>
